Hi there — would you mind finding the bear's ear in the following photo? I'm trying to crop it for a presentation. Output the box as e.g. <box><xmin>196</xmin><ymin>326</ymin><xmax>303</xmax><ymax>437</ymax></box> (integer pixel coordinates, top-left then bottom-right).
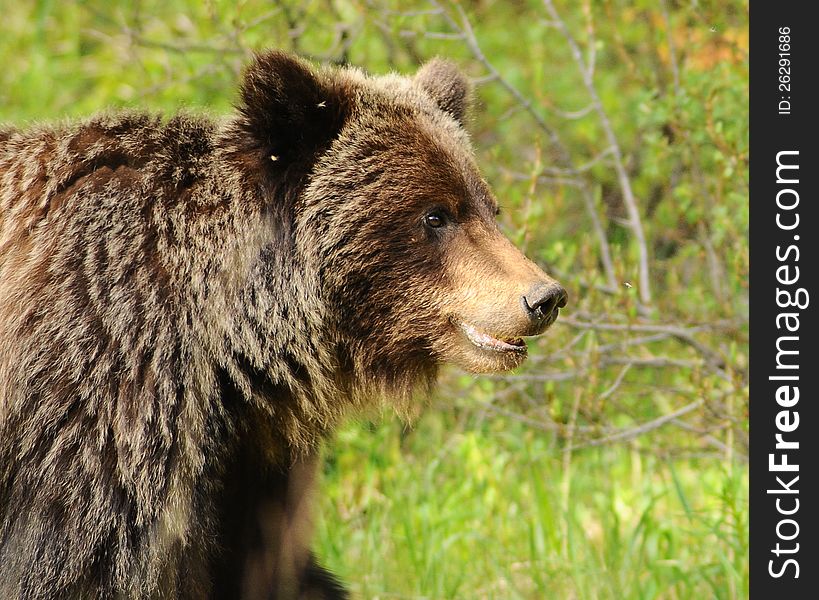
<box><xmin>235</xmin><ymin>51</ymin><xmax>349</xmax><ymax>165</ymax></box>
<box><xmin>414</xmin><ymin>58</ymin><xmax>471</xmax><ymax>124</ymax></box>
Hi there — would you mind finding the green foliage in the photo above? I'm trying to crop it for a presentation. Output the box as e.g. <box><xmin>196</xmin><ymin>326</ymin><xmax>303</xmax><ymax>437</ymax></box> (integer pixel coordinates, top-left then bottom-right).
<box><xmin>317</xmin><ymin>413</ymin><xmax>747</xmax><ymax>599</ymax></box>
<box><xmin>1</xmin><ymin>0</ymin><xmax>748</xmax><ymax>597</ymax></box>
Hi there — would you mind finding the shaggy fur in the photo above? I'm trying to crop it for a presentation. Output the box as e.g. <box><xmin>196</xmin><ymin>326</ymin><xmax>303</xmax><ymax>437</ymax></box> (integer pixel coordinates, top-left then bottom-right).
<box><xmin>0</xmin><ymin>51</ymin><xmax>564</xmax><ymax>599</ymax></box>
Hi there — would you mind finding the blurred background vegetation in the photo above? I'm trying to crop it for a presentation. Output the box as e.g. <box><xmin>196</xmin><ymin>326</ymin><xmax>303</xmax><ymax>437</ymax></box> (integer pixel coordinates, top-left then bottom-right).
<box><xmin>0</xmin><ymin>0</ymin><xmax>748</xmax><ymax>598</ymax></box>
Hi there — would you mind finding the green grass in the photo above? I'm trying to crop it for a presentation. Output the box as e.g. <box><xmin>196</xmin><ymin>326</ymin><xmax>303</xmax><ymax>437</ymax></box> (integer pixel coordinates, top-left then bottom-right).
<box><xmin>315</xmin><ymin>410</ymin><xmax>748</xmax><ymax>599</ymax></box>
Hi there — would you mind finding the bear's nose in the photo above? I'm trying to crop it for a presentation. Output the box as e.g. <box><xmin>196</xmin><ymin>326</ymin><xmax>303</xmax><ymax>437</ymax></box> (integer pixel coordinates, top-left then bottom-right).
<box><xmin>522</xmin><ymin>282</ymin><xmax>568</xmax><ymax>324</ymax></box>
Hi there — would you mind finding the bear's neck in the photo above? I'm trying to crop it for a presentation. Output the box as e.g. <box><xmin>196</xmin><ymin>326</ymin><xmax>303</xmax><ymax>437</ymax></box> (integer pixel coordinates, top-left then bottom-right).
<box><xmin>197</xmin><ymin>173</ymin><xmax>345</xmax><ymax>457</ymax></box>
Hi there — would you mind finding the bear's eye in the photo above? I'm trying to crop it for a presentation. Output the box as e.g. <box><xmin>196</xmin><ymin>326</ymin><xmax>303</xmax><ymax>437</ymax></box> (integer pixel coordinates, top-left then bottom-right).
<box><xmin>423</xmin><ymin>211</ymin><xmax>448</xmax><ymax>229</ymax></box>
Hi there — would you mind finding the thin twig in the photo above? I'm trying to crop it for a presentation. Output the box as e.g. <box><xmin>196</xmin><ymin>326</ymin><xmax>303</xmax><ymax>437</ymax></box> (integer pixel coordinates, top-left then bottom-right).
<box><xmin>571</xmin><ymin>400</ymin><xmax>703</xmax><ymax>450</ymax></box>
<box><xmin>122</xmin><ymin>28</ymin><xmax>247</xmax><ymax>56</ymax></box>
<box><xmin>598</xmin><ymin>363</ymin><xmax>632</xmax><ymax>401</ymax></box>
<box><xmin>540</xmin><ymin>146</ymin><xmax>614</xmax><ymax>176</ymax></box>
<box><xmin>561</xmin><ymin>316</ymin><xmax>733</xmax><ymax>375</ymax></box>
<box><xmin>543</xmin><ymin>0</ymin><xmax>652</xmax><ymax>305</ymax></box>
<box><xmin>660</xmin><ymin>0</ymin><xmax>682</xmax><ymax>96</ymax></box>
<box><xmin>671</xmin><ymin>418</ymin><xmax>746</xmax><ymax>460</ymax></box>
<box><xmin>429</xmin><ymin>0</ymin><xmax>619</xmax><ymax>291</ymax></box>
<box><xmin>550</xmin><ymin>103</ymin><xmax>595</xmax><ymax>120</ymax></box>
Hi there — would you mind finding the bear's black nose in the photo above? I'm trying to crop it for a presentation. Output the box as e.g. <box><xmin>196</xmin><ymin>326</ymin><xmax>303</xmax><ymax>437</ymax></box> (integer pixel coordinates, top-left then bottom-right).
<box><xmin>523</xmin><ymin>283</ymin><xmax>567</xmax><ymax>323</ymax></box>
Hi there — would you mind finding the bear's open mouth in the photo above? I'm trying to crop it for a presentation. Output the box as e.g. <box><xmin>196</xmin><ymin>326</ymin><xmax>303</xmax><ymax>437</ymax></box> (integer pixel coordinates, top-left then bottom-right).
<box><xmin>456</xmin><ymin>321</ymin><xmax>527</xmax><ymax>354</ymax></box>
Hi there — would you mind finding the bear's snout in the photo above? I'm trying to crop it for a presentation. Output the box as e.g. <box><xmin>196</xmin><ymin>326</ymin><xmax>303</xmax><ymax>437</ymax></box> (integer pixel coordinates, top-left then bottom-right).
<box><xmin>522</xmin><ymin>282</ymin><xmax>568</xmax><ymax>332</ymax></box>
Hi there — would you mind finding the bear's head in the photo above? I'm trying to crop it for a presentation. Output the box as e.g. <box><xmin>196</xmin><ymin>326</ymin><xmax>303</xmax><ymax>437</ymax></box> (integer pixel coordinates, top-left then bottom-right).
<box><xmin>232</xmin><ymin>51</ymin><xmax>566</xmax><ymax>398</ymax></box>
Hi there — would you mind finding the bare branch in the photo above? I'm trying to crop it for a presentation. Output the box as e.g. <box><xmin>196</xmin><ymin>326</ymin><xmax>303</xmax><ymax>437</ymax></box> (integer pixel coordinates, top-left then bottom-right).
<box><xmin>559</xmin><ymin>316</ymin><xmax>737</xmax><ymax>379</ymax></box>
<box><xmin>122</xmin><ymin>28</ymin><xmax>247</xmax><ymax>57</ymax></box>
<box><xmin>594</xmin><ymin>332</ymin><xmax>683</xmax><ymax>354</ymax></box>
<box><xmin>428</xmin><ymin>0</ymin><xmax>619</xmax><ymax>290</ymax></box>
<box><xmin>571</xmin><ymin>400</ymin><xmax>703</xmax><ymax>450</ymax></box>
<box><xmin>540</xmin><ymin>146</ymin><xmax>614</xmax><ymax>176</ymax></box>
<box><xmin>660</xmin><ymin>0</ymin><xmax>682</xmax><ymax>96</ymax></box>
<box><xmin>550</xmin><ymin>103</ymin><xmax>595</xmax><ymax>120</ymax></box>
<box><xmin>598</xmin><ymin>363</ymin><xmax>632</xmax><ymax>401</ymax></box>
<box><xmin>489</xmin><ymin>371</ymin><xmax>583</xmax><ymax>383</ymax></box>
<box><xmin>543</xmin><ymin>0</ymin><xmax>652</xmax><ymax>305</ymax></box>
<box><xmin>470</xmin><ymin>73</ymin><xmax>499</xmax><ymax>85</ymax></box>
<box><xmin>582</xmin><ymin>0</ymin><xmax>597</xmax><ymax>80</ymax></box>
<box><xmin>477</xmin><ymin>401</ymin><xmax>562</xmax><ymax>434</ymax></box>
<box><xmin>560</xmin><ymin>316</ymin><xmax>736</xmax><ymax>337</ymax></box>
<box><xmin>671</xmin><ymin>418</ymin><xmax>746</xmax><ymax>461</ymax></box>
<box><xmin>398</xmin><ymin>29</ymin><xmax>465</xmax><ymax>40</ymax></box>
<box><xmin>381</xmin><ymin>7</ymin><xmax>444</xmax><ymax>17</ymax></box>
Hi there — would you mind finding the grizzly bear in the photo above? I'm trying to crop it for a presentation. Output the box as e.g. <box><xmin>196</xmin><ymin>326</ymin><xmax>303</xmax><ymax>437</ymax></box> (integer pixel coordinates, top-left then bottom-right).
<box><xmin>0</xmin><ymin>51</ymin><xmax>566</xmax><ymax>599</ymax></box>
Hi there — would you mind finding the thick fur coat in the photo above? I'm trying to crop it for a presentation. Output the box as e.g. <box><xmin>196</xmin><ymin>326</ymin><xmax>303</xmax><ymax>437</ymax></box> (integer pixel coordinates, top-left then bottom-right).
<box><xmin>0</xmin><ymin>52</ymin><xmax>564</xmax><ymax>599</ymax></box>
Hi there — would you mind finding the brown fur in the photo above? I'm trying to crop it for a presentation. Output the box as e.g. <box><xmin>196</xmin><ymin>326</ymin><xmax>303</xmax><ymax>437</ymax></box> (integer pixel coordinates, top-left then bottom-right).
<box><xmin>0</xmin><ymin>51</ymin><xmax>564</xmax><ymax>599</ymax></box>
